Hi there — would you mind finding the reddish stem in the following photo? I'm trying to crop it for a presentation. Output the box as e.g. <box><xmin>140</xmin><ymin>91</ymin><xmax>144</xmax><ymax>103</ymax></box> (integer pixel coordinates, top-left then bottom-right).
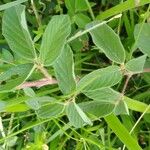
<box><xmin>17</xmin><ymin>78</ymin><xmax>57</xmax><ymax>89</ymax></box>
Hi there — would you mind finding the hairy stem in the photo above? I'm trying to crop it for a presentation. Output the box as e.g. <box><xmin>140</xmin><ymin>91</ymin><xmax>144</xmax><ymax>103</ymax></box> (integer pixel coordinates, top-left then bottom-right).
<box><xmin>17</xmin><ymin>67</ymin><xmax>150</xmax><ymax>89</ymax></box>
<box><xmin>37</xmin><ymin>65</ymin><xmax>52</xmax><ymax>81</ymax></box>
<box><xmin>17</xmin><ymin>78</ymin><xmax>57</xmax><ymax>89</ymax></box>
<box><xmin>121</xmin><ymin>74</ymin><xmax>132</xmax><ymax>95</ymax></box>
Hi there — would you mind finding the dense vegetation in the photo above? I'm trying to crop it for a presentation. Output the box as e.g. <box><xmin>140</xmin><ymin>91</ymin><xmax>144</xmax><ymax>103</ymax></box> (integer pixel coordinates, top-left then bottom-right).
<box><xmin>0</xmin><ymin>0</ymin><xmax>150</xmax><ymax>149</ymax></box>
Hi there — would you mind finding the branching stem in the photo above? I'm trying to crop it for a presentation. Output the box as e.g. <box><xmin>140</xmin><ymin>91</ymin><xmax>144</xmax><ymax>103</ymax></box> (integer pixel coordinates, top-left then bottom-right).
<box><xmin>17</xmin><ymin>67</ymin><xmax>150</xmax><ymax>89</ymax></box>
<box><xmin>37</xmin><ymin>65</ymin><xmax>52</xmax><ymax>81</ymax></box>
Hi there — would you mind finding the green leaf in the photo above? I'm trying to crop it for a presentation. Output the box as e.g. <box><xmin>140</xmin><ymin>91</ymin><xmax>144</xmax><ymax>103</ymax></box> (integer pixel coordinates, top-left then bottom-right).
<box><xmin>0</xmin><ymin>96</ymin><xmax>28</xmax><ymax>112</ymax></box>
<box><xmin>87</xmin><ymin>22</ymin><xmax>125</xmax><ymax>64</ymax></box>
<box><xmin>77</xmin><ymin>66</ymin><xmax>122</xmax><ymax>92</ymax></box>
<box><xmin>134</xmin><ymin>23</ymin><xmax>150</xmax><ymax>57</ymax></box>
<box><xmin>65</xmin><ymin>0</ymin><xmax>89</xmax><ymax>14</ymax></box>
<box><xmin>6</xmin><ymin>104</ymin><xmax>29</xmax><ymax>112</ymax></box>
<box><xmin>0</xmin><ymin>0</ymin><xmax>27</xmax><ymax>11</ymax></box>
<box><xmin>6</xmin><ymin>136</ymin><xmax>18</xmax><ymax>147</ymax></box>
<box><xmin>0</xmin><ymin>100</ymin><xmax>29</xmax><ymax>112</ymax></box>
<box><xmin>2</xmin><ymin>49</ymin><xmax>14</xmax><ymax>63</ymax></box>
<box><xmin>75</xmin><ymin>0</ymin><xmax>88</xmax><ymax>12</ymax></box>
<box><xmin>0</xmin><ymin>64</ymin><xmax>33</xmax><ymax>93</ymax></box>
<box><xmin>23</xmin><ymin>87</ymin><xmax>36</xmax><ymax>97</ymax></box>
<box><xmin>26</xmin><ymin>96</ymin><xmax>55</xmax><ymax>110</ymax></box>
<box><xmin>2</xmin><ymin>5</ymin><xmax>37</xmax><ymax>61</ymax></box>
<box><xmin>26</xmin><ymin>99</ymin><xmax>40</xmax><ymax>110</ymax></box>
<box><xmin>83</xmin><ymin>87</ymin><xmax>120</xmax><ymax>103</ymax></box>
<box><xmin>81</xmin><ymin>88</ymin><xmax>129</xmax><ymax>117</ymax></box>
<box><xmin>74</xmin><ymin>13</ymin><xmax>91</xmax><ymax>28</ymax></box>
<box><xmin>47</xmin><ymin>124</ymin><xmax>70</xmax><ymax>143</ymax></box>
<box><xmin>39</xmin><ymin>15</ymin><xmax>71</xmax><ymax>66</ymax></box>
<box><xmin>37</xmin><ymin>103</ymin><xmax>64</xmax><ymax>119</ymax></box>
<box><xmin>125</xmin><ymin>96</ymin><xmax>150</xmax><ymax>113</ymax></box>
<box><xmin>53</xmin><ymin>45</ymin><xmax>76</xmax><ymax>95</ymax></box>
<box><xmin>96</xmin><ymin>0</ymin><xmax>150</xmax><ymax>20</ymax></box>
<box><xmin>79</xmin><ymin>101</ymin><xmax>115</xmax><ymax>118</ymax></box>
<box><xmin>125</xmin><ymin>55</ymin><xmax>147</xmax><ymax>73</ymax></box>
<box><xmin>0</xmin><ymin>118</ymin><xmax>54</xmax><ymax>143</ymax></box>
<box><xmin>114</xmin><ymin>100</ymin><xmax>129</xmax><ymax>115</ymax></box>
<box><xmin>65</xmin><ymin>0</ymin><xmax>75</xmax><ymax>14</ymax></box>
<box><xmin>66</xmin><ymin>101</ymin><xmax>92</xmax><ymax>128</ymax></box>
<box><xmin>105</xmin><ymin>114</ymin><xmax>142</xmax><ymax>150</ymax></box>
<box><xmin>0</xmin><ymin>101</ymin><xmax>6</xmax><ymax>112</ymax></box>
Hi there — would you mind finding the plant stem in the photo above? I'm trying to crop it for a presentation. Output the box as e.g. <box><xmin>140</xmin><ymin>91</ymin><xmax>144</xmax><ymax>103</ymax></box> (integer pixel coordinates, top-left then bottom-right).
<box><xmin>122</xmin><ymin>104</ymin><xmax>150</xmax><ymax>150</ymax></box>
<box><xmin>67</xmin><ymin>14</ymin><xmax>122</xmax><ymax>43</ymax></box>
<box><xmin>7</xmin><ymin>113</ymin><xmax>14</xmax><ymax>135</ymax></box>
<box><xmin>130</xmin><ymin>105</ymin><xmax>150</xmax><ymax>134</ymax></box>
<box><xmin>17</xmin><ymin>78</ymin><xmax>57</xmax><ymax>89</ymax></box>
<box><xmin>143</xmin><ymin>68</ymin><xmax>150</xmax><ymax>73</ymax></box>
<box><xmin>17</xmin><ymin>66</ymin><xmax>150</xmax><ymax>89</ymax></box>
<box><xmin>0</xmin><ymin>117</ymin><xmax>6</xmax><ymax>148</ymax></box>
<box><xmin>115</xmin><ymin>74</ymin><xmax>132</xmax><ymax>106</ymax></box>
<box><xmin>37</xmin><ymin>65</ymin><xmax>52</xmax><ymax>81</ymax></box>
<box><xmin>0</xmin><ymin>117</ymin><xmax>5</xmax><ymax>138</ymax></box>
<box><xmin>121</xmin><ymin>74</ymin><xmax>132</xmax><ymax>95</ymax></box>
<box><xmin>0</xmin><ymin>59</ymin><xmax>16</xmax><ymax>66</ymax></box>
<box><xmin>117</xmin><ymin>0</ymin><xmax>123</xmax><ymax>35</ymax></box>
<box><xmin>31</xmin><ymin>0</ymin><xmax>42</xmax><ymax>27</ymax></box>
<box><xmin>56</xmin><ymin>0</ymin><xmax>63</xmax><ymax>14</ymax></box>
<box><xmin>84</xmin><ymin>0</ymin><xmax>95</xmax><ymax>20</ymax></box>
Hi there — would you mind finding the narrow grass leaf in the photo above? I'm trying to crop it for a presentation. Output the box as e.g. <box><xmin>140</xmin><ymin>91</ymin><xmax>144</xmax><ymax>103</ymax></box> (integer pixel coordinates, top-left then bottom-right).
<box><xmin>0</xmin><ymin>100</ymin><xmax>29</xmax><ymax>112</ymax></box>
<box><xmin>6</xmin><ymin>104</ymin><xmax>29</xmax><ymax>112</ymax></box>
<box><xmin>97</xmin><ymin>0</ymin><xmax>150</xmax><ymax>20</ymax></box>
<box><xmin>105</xmin><ymin>114</ymin><xmax>142</xmax><ymax>150</ymax></box>
<box><xmin>0</xmin><ymin>118</ymin><xmax>53</xmax><ymax>143</ymax></box>
<box><xmin>125</xmin><ymin>96</ymin><xmax>150</xmax><ymax>113</ymax></box>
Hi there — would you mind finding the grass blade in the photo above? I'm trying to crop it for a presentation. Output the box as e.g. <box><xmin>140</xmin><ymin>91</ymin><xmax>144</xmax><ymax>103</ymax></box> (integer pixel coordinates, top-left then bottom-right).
<box><xmin>104</xmin><ymin>114</ymin><xmax>142</xmax><ymax>150</ymax></box>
